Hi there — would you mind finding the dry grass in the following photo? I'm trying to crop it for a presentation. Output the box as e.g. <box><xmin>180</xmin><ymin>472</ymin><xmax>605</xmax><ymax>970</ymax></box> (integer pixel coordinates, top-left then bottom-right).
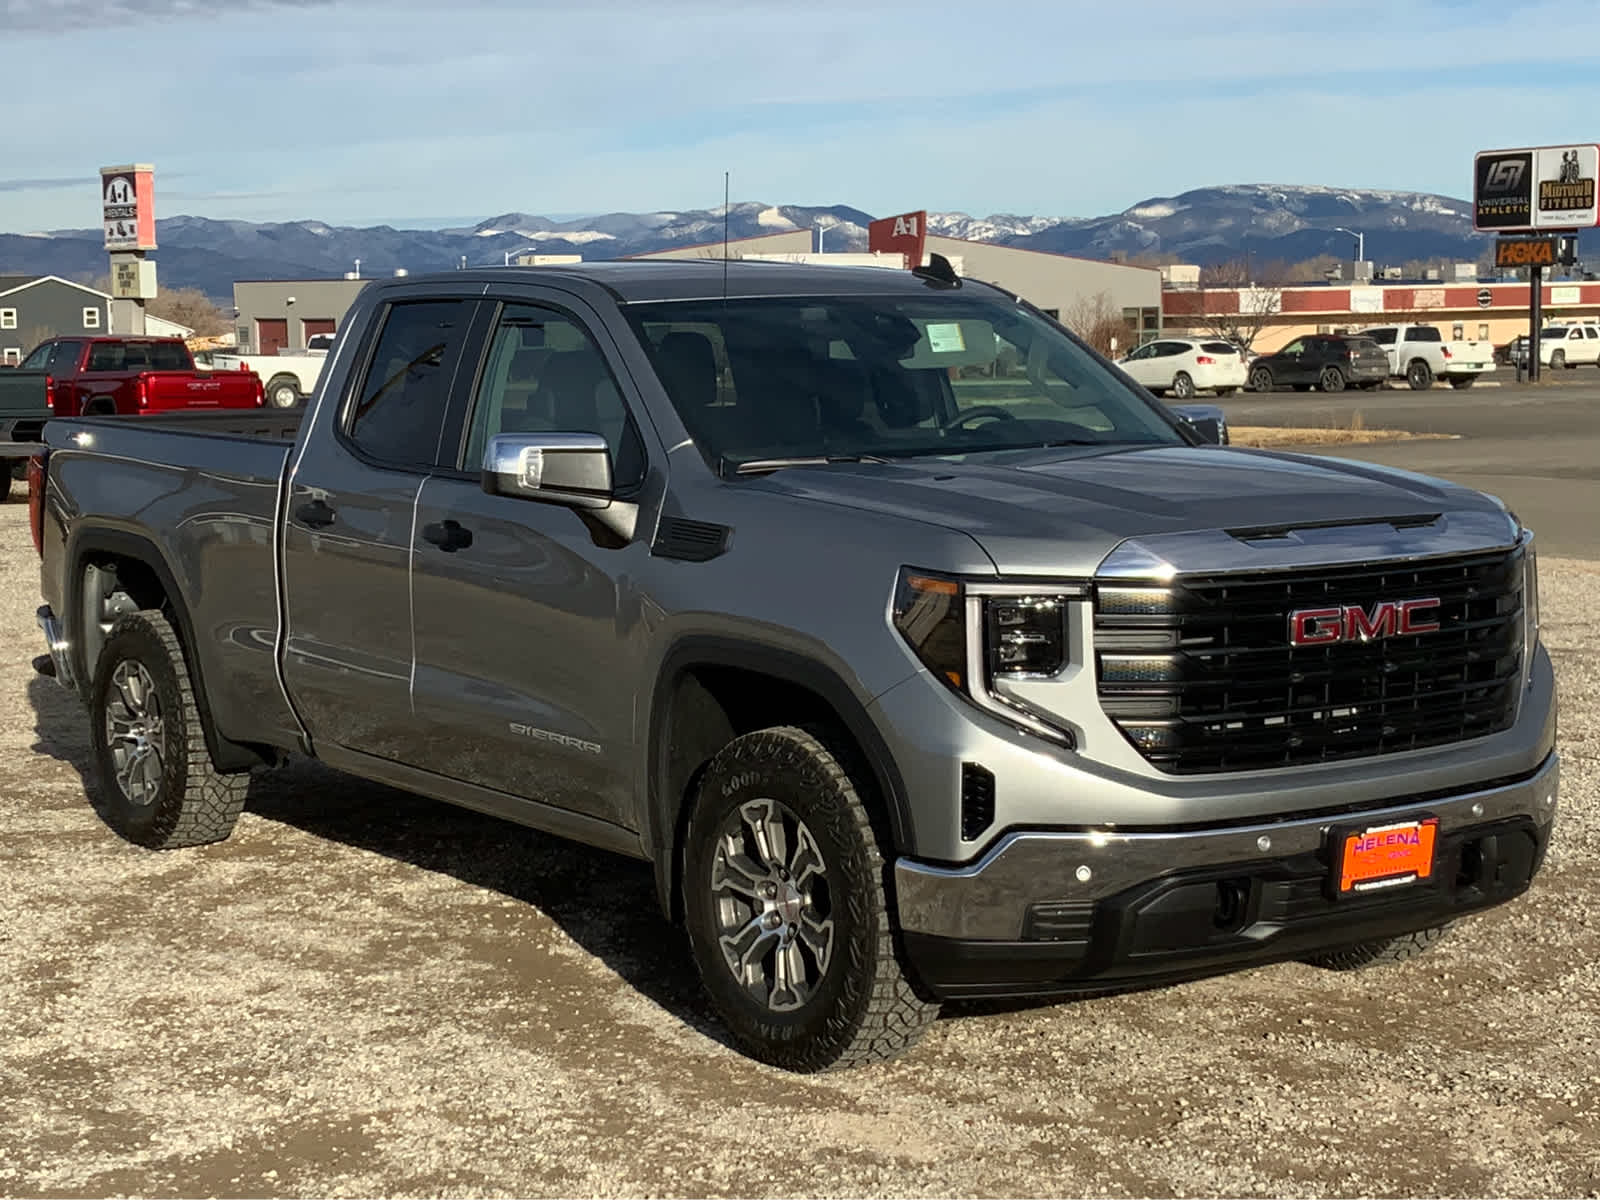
<box><xmin>1231</xmin><ymin>408</ymin><xmax>1456</xmax><ymax>448</ymax></box>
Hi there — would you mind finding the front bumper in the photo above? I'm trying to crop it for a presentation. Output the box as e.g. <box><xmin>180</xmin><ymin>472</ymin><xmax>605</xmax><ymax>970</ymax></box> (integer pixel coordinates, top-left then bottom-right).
<box><xmin>894</xmin><ymin>752</ymin><xmax>1559</xmax><ymax>1000</ymax></box>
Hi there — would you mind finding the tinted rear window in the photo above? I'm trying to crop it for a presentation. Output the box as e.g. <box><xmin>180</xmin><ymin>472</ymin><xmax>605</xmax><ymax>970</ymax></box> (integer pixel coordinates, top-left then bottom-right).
<box><xmin>1199</xmin><ymin>342</ymin><xmax>1237</xmax><ymax>354</ymax></box>
<box><xmin>1405</xmin><ymin>326</ymin><xmax>1442</xmax><ymax>342</ymax></box>
<box><xmin>1345</xmin><ymin>338</ymin><xmax>1381</xmax><ymax>353</ymax></box>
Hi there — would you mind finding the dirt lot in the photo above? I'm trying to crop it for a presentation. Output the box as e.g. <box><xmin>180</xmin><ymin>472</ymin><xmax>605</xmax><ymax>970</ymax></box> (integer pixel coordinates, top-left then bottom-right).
<box><xmin>1</xmin><ymin>497</ymin><xmax>1596</xmax><ymax>1199</ymax></box>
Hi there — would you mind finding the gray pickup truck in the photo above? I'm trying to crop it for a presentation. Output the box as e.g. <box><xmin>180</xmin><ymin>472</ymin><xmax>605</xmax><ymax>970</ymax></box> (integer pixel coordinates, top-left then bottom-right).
<box><xmin>32</xmin><ymin>261</ymin><xmax>1558</xmax><ymax>1072</ymax></box>
<box><xmin>1</xmin><ymin>366</ymin><xmax>51</xmax><ymax>494</ymax></box>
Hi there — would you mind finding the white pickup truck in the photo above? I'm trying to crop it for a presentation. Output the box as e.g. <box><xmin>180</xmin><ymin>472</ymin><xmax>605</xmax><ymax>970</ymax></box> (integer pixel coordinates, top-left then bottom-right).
<box><xmin>1356</xmin><ymin>324</ymin><xmax>1496</xmax><ymax>390</ymax></box>
<box><xmin>211</xmin><ymin>334</ymin><xmax>335</xmax><ymax>410</ymax></box>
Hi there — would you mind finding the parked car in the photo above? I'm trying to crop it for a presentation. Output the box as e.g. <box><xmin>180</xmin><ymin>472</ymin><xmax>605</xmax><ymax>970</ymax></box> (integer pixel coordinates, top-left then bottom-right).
<box><xmin>17</xmin><ymin>336</ymin><xmax>264</xmax><ymax>418</ymax></box>
<box><xmin>1355</xmin><ymin>324</ymin><xmax>1496</xmax><ymax>390</ymax></box>
<box><xmin>1247</xmin><ymin>334</ymin><xmax>1390</xmax><ymax>393</ymax></box>
<box><xmin>1513</xmin><ymin>322</ymin><xmax>1600</xmax><ymax>370</ymax></box>
<box><xmin>30</xmin><ymin>261</ymin><xmax>1557</xmax><ymax>1072</ymax></box>
<box><xmin>1116</xmin><ymin>337</ymin><xmax>1248</xmax><ymax>398</ymax></box>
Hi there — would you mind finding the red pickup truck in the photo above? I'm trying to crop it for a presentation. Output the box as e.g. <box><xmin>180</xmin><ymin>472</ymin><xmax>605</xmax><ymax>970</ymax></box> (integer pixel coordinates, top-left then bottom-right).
<box><xmin>17</xmin><ymin>336</ymin><xmax>263</xmax><ymax>417</ymax></box>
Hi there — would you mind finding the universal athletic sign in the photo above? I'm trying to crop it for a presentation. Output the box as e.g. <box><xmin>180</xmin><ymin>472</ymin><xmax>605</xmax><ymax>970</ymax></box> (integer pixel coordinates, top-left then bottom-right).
<box><xmin>1475</xmin><ymin>143</ymin><xmax>1600</xmax><ymax>231</ymax></box>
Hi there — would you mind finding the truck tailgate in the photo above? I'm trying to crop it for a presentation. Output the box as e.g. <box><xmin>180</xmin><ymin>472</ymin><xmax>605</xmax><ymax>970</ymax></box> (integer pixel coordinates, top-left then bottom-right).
<box><xmin>41</xmin><ymin>416</ymin><xmax>301</xmax><ymax>754</ymax></box>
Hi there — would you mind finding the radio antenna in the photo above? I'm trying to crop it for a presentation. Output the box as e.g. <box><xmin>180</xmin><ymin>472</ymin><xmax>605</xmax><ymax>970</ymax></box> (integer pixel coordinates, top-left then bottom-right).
<box><xmin>722</xmin><ymin>170</ymin><xmax>730</xmax><ymax>304</ymax></box>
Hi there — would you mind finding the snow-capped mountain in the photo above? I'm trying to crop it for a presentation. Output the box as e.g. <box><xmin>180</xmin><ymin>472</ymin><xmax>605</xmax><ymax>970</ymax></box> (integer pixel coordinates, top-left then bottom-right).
<box><xmin>3</xmin><ymin>184</ymin><xmax>1571</xmax><ymax>301</ymax></box>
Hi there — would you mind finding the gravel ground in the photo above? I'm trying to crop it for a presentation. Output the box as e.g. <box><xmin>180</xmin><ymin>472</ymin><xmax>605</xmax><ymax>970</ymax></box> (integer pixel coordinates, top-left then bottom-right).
<box><xmin>0</xmin><ymin>495</ymin><xmax>1596</xmax><ymax>1199</ymax></box>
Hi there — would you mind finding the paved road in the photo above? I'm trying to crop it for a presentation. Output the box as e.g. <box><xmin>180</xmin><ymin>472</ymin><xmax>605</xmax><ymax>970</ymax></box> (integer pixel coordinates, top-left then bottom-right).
<box><xmin>1218</xmin><ymin>379</ymin><xmax>1600</xmax><ymax>560</ymax></box>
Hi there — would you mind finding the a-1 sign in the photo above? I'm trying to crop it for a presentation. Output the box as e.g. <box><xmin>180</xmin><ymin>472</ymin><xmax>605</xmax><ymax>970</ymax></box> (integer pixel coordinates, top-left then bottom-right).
<box><xmin>101</xmin><ymin>163</ymin><xmax>157</xmax><ymax>251</ymax></box>
<box><xmin>1474</xmin><ymin>144</ymin><xmax>1599</xmax><ymax>231</ymax></box>
<box><xmin>868</xmin><ymin>209</ymin><xmax>927</xmax><ymax>269</ymax></box>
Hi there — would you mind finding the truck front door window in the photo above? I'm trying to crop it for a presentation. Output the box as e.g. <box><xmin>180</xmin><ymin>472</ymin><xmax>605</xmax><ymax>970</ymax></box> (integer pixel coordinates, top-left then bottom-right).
<box><xmin>347</xmin><ymin>299</ymin><xmax>472</xmax><ymax>468</ymax></box>
<box><xmin>463</xmin><ymin>303</ymin><xmax>645</xmax><ymax>487</ymax></box>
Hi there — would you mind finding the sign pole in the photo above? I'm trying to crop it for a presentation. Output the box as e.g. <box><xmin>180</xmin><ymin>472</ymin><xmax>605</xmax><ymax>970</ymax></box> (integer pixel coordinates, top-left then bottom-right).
<box><xmin>1528</xmin><ymin>265</ymin><xmax>1542</xmax><ymax>383</ymax></box>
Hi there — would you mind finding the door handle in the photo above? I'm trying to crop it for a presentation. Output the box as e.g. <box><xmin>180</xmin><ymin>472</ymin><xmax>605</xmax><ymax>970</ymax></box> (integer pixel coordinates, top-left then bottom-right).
<box><xmin>295</xmin><ymin>499</ymin><xmax>337</xmax><ymax>529</ymax></box>
<box><xmin>422</xmin><ymin>519</ymin><xmax>473</xmax><ymax>553</ymax></box>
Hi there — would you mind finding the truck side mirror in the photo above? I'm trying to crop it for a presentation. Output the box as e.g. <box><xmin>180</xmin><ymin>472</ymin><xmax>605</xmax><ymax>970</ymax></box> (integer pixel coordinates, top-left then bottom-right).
<box><xmin>1168</xmin><ymin>403</ymin><xmax>1229</xmax><ymax>445</ymax></box>
<box><xmin>481</xmin><ymin>432</ymin><xmax>614</xmax><ymax>509</ymax></box>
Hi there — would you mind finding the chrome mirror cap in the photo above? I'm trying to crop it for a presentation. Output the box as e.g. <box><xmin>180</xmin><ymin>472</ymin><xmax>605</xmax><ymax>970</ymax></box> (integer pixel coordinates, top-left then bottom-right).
<box><xmin>481</xmin><ymin>432</ymin><xmax>613</xmax><ymax>509</ymax></box>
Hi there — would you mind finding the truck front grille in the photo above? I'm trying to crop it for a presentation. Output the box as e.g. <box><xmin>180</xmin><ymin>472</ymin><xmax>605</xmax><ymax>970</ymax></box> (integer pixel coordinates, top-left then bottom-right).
<box><xmin>1095</xmin><ymin>547</ymin><xmax>1525</xmax><ymax>773</ymax></box>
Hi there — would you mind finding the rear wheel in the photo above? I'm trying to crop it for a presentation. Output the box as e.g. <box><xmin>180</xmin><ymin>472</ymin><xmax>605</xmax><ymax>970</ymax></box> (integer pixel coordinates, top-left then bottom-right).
<box><xmin>86</xmin><ymin>610</ymin><xmax>250</xmax><ymax>850</ymax></box>
<box><xmin>1249</xmin><ymin>366</ymin><xmax>1274</xmax><ymax>393</ymax></box>
<box><xmin>682</xmin><ymin>726</ymin><xmax>938</xmax><ymax>1072</ymax></box>
<box><xmin>265</xmin><ymin>375</ymin><xmax>302</xmax><ymax>409</ymax></box>
<box><xmin>1302</xmin><ymin>924</ymin><xmax>1451</xmax><ymax>971</ymax></box>
<box><xmin>1319</xmin><ymin>366</ymin><xmax>1346</xmax><ymax>393</ymax></box>
<box><xmin>1406</xmin><ymin>359</ymin><xmax>1434</xmax><ymax>390</ymax></box>
<box><xmin>1169</xmin><ymin>371</ymin><xmax>1195</xmax><ymax>399</ymax></box>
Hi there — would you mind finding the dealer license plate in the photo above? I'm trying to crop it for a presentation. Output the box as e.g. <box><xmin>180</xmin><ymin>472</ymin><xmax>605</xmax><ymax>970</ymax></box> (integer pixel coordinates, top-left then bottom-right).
<box><xmin>1335</xmin><ymin>818</ymin><xmax>1438</xmax><ymax>896</ymax></box>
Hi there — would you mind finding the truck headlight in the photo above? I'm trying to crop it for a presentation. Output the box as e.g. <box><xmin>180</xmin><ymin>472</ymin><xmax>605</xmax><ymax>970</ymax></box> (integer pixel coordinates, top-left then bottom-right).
<box><xmin>893</xmin><ymin>568</ymin><xmax>1081</xmax><ymax>745</ymax></box>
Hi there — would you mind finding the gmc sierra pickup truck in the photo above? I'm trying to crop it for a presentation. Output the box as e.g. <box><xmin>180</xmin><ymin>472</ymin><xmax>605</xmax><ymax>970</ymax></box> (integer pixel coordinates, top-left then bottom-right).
<box><xmin>31</xmin><ymin>261</ymin><xmax>1558</xmax><ymax>1072</ymax></box>
<box><xmin>19</xmin><ymin>335</ymin><xmax>264</xmax><ymax>417</ymax></box>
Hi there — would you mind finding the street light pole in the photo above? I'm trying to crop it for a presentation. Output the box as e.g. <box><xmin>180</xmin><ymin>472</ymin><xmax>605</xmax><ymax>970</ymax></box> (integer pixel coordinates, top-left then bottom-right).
<box><xmin>1333</xmin><ymin>226</ymin><xmax>1364</xmax><ymax>269</ymax></box>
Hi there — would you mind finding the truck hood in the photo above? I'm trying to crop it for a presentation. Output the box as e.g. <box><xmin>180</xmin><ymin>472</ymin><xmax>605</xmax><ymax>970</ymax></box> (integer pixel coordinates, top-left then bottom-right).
<box><xmin>748</xmin><ymin>445</ymin><xmax>1509</xmax><ymax>576</ymax></box>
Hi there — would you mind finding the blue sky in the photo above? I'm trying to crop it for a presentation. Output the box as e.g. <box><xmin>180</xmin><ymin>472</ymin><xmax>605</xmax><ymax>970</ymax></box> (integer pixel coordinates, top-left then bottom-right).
<box><xmin>0</xmin><ymin>0</ymin><xmax>1595</xmax><ymax>232</ymax></box>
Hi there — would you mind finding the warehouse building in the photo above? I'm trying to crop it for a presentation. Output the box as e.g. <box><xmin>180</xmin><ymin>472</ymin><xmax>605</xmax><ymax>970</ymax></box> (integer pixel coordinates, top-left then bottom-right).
<box><xmin>231</xmin><ymin>277</ymin><xmax>373</xmax><ymax>355</ymax></box>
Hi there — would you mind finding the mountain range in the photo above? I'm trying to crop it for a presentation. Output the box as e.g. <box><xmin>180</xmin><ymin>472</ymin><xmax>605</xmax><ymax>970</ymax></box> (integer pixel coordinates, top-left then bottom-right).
<box><xmin>2</xmin><ymin>183</ymin><xmax>1591</xmax><ymax>301</ymax></box>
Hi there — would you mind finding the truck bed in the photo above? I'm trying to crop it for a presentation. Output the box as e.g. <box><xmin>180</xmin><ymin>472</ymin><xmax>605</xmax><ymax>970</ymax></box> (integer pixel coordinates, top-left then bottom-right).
<box><xmin>40</xmin><ymin>411</ymin><xmax>302</xmax><ymax>754</ymax></box>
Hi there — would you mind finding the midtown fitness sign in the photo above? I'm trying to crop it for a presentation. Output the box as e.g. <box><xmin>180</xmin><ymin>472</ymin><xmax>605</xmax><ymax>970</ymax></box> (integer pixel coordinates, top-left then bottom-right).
<box><xmin>1474</xmin><ymin>143</ymin><xmax>1600</xmax><ymax>231</ymax></box>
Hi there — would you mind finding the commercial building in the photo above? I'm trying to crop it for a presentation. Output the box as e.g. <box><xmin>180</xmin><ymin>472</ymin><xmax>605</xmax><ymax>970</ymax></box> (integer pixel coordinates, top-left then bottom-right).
<box><xmin>0</xmin><ymin>275</ymin><xmax>112</xmax><ymax>363</ymax></box>
<box><xmin>1163</xmin><ymin>276</ymin><xmax>1600</xmax><ymax>353</ymax></box>
<box><xmin>231</xmin><ymin>277</ymin><xmax>373</xmax><ymax>355</ymax></box>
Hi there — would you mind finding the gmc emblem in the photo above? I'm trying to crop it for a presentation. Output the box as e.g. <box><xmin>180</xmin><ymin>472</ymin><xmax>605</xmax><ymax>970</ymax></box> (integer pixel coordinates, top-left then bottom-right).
<box><xmin>1288</xmin><ymin>598</ymin><xmax>1441</xmax><ymax>647</ymax></box>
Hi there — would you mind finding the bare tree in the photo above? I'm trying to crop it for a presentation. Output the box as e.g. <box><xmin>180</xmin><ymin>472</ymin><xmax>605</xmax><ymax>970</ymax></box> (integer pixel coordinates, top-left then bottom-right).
<box><xmin>1059</xmin><ymin>290</ymin><xmax>1129</xmax><ymax>357</ymax></box>
<box><xmin>1191</xmin><ymin>257</ymin><xmax>1286</xmax><ymax>352</ymax></box>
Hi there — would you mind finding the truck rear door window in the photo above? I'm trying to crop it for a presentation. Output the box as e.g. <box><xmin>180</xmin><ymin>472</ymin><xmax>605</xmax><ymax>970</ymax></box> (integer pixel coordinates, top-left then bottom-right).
<box><xmin>346</xmin><ymin>299</ymin><xmax>473</xmax><ymax>468</ymax></box>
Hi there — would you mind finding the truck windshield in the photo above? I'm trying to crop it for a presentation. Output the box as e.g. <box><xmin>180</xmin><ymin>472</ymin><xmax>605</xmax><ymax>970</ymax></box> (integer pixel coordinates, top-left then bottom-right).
<box><xmin>624</xmin><ymin>293</ymin><xmax>1184</xmax><ymax>473</ymax></box>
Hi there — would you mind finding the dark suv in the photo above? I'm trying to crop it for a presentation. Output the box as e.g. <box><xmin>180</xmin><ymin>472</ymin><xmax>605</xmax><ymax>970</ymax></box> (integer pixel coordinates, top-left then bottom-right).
<box><xmin>1248</xmin><ymin>334</ymin><xmax>1390</xmax><ymax>393</ymax></box>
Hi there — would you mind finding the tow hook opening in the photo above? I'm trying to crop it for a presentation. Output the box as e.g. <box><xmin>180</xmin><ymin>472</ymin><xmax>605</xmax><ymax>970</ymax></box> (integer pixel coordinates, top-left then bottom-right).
<box><xmin>1213</xmin><ymin>877</ymin><xmax>1252</xmax><ymax>933</ymax></box>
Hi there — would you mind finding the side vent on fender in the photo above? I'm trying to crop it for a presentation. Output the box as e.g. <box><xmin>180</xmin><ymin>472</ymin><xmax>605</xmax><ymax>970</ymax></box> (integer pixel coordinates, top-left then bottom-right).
<box><xmin>652</xmin><ymin>517</ymin><xmax>731</xmax><ymax>562</ymax></box>
<box><xmin>960</xmin><ymin>762</ymin><xmax>996</xmax><ymax>842</ymax></box>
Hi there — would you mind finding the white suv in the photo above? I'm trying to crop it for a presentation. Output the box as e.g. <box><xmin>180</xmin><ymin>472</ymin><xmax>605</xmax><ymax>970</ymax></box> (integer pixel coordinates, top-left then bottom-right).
<box><xmin>1117</xmin><ymin>337</ymin><xmax>1249</xmax><ymax>398</ymax></box>
<box><xmin>1530</xmin><ymin>323</ymin><xmax>1600</xmax><ymax>369</ymax></box>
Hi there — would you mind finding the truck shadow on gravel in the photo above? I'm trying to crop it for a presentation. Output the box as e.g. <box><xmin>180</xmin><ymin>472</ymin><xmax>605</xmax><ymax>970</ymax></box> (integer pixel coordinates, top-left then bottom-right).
<box><xmin>27</xmin><ymin>670</ymin><xmax>1081</xmax><ymax>1041</ymax></box>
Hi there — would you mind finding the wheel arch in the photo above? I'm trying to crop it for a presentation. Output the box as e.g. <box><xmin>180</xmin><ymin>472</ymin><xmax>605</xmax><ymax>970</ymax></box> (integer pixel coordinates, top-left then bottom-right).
<box><xmin>64</xmin><ymin>525</ymin><xmax>272</xmax><ymax>773</ymax></box>
<box><xmin>645</xmin><ymin>637</ymin><xmax>916</xmax><ymax>923</ymax></box>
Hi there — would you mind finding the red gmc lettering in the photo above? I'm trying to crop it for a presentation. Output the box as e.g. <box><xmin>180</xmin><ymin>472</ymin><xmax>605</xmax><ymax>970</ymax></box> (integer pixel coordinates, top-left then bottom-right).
<box><xmin>1290</xmin><ymin>607</ymin><xmax>1343</xmax><ymax>645</ymax></box>
<box><xmin>1397</xmin><ymin>597</ymin><xmax>1441</xmax><ymax>634</ymax></box>
<box><xmin>1343</xmin><ymin>602</ymin><xmax>1398</xmax><ymax>640</ymax></box>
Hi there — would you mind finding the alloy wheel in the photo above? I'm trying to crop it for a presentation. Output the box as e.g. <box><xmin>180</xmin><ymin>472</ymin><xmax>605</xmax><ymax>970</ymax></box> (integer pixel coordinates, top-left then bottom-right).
<box><xmin>709</xmin><ymin>797</ymin><xmax>835</xmax><ymax>1013</ymax></box>
<box><xmin>104</xmin><ymin>660</ymin><xmax>164</xmax><ymax>807</ymax></box>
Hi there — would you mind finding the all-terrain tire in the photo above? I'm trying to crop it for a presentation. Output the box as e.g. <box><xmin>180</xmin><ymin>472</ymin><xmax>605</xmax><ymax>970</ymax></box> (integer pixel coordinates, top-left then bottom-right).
<box><xmin>87</xmin><ymin>609</ymin><xmax>250</xmax><ymax>849</ymax></box>
<box><xmin>683</xmin><ymin>725</ymin><xmax>938</xmax><ymax>1072</ymax></box>
<box><xmin>1301</xmin><ymin>923</ymin><xmax>1452</xmax><ymax>971</ymax></box>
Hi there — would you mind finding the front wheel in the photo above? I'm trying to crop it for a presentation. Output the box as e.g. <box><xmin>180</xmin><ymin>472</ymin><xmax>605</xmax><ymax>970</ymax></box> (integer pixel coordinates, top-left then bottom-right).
<box><xmin>87</xmin><ymin>610</ymin><xmax>250</xmax><ymax>849</ymax></box>
<box><xmin>1249</xmin><ymin>366</ymin><xmax>1274</xmax><ymax>393</ymax></box>
<box><xmin>683</xmin><ymin>726</ymin><xmax>938</xmax><ymax>1071</ymax></box>
<box><xmin>1169</xmin><ymin>371</ymin><xmax>1195</xmax><ymax>399</ymax></box>
<box><xmin>1552</xmin><ymin>349</ymin><xmax>1567</xmax><ymax>370</ymax></box>
<box><xmin>1319</xmin><ymin>366</ymin><xmax>1346</xmax><ymax>393</ymax></box>
<box><xmin>1406</xmin><ymin>359</ymin><xmax>1434</xmax><ymax>390</ymax></box>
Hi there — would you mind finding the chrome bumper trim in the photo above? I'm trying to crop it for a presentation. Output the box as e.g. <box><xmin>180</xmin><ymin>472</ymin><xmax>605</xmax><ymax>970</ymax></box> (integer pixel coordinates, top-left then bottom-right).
<box><xmin>36</xmin><ymin>605</ymin><xmax>77</xmax><ymax>692</ymax></box>
<box><xmin>894</xmin><ymin>753</ymin><xmax>1560</xmax><ymax>941</ymax></box>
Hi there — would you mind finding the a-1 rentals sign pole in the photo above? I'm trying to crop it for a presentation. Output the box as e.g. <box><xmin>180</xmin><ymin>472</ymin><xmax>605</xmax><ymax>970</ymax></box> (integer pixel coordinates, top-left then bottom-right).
<box><xmin>1474</xmin><ymin>143</ymin><xmax>1598</xmax><ymax>383</ymax></box>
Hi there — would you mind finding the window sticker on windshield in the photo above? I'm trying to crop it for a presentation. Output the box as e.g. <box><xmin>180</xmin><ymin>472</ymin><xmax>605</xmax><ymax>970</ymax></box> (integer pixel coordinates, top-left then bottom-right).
<box><xmin>926</xmin><ymin>322</ymin><xmax>966</xmax><ymax>354</ymax></box>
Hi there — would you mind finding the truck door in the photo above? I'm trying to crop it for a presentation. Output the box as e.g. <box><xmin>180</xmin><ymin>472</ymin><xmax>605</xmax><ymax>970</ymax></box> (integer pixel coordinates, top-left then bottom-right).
<box><xmin>280</xmin><ymin>293</ymin><xmax>485</xmax><ymax>761</ymax></box>
<box><xmin>407</xmin><ymin>293</ymin><xmax>655</xmax><ymax>830</ymax></box>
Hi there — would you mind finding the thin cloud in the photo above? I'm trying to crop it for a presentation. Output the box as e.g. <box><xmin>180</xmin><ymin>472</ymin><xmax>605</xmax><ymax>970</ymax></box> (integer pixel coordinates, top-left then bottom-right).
<box><xmin>0</xmin><ymin>176</ymin><xmax>85</xmax><ymax>193</ymax></box>
<box><xmin>0</xmin><ymin>0</ymin><xmax>330</xmax><ymax>31</ymax></box>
